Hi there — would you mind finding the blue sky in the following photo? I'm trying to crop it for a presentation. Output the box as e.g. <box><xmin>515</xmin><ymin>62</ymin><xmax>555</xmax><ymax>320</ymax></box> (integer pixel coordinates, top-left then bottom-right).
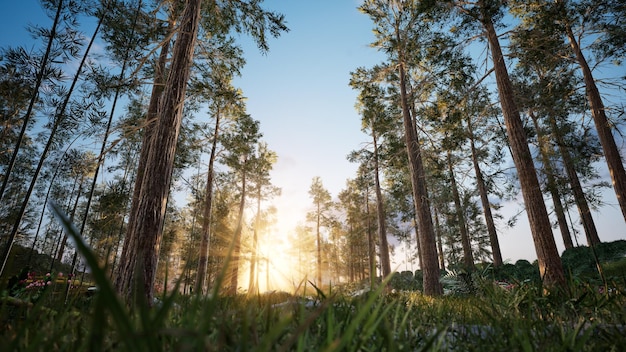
<box><xmin>2</xmin><ymin>1</ymin><xmax>626</xmax><ymax>271</ymax></box>
<box><xmin>232</xmin><ymin>0</ymin><xmax>385</xmax><ymax>245</ymax></box>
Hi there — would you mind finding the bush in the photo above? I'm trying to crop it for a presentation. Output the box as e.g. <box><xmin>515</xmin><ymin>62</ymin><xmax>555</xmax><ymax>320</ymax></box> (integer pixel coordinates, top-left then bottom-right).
<box><xmin>389</xmin><ymin>271</ymin><xmax>422</xmax><ymax>291</ymax></box>
<box><xmin>561</xmin><ymin>240</ymin><xmax>626</xmax><ymax>280</ymax></box>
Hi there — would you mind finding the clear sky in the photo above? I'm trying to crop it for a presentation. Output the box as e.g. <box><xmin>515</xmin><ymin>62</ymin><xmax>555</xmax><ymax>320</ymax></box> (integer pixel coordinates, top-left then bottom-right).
<box><xmin>231</xmin><ymin>0</ymin><xmax>385</xmax><ymax>248</ymax></box>
<box><xmin>2</xmin><ymin>0</ymin><xmax>625</xmax><ymax>272</ymax></box>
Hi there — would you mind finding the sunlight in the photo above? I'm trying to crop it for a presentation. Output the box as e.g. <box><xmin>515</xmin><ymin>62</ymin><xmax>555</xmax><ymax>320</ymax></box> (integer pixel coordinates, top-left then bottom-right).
<box><xmin>258</xmin><ymin>231</ymin><xmax>302</xmax><ymax>293</ymax></box>
<box><xmin>241</xmin><ymin>206</ymin><xmax>312</xmax><ymax>294</ymax></box>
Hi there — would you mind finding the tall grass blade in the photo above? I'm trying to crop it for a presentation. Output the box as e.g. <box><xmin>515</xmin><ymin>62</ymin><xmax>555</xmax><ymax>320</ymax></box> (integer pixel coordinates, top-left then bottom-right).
<box><xmin>49</xmin><ymin>201</ymin><xmax>140</xmax><ymax>351</ymax></box>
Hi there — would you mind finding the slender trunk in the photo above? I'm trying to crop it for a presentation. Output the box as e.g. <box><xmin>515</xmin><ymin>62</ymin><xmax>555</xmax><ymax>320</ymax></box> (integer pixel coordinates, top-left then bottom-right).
<box><xmin>562</xmin><ymin>5</ymin><xmax>626</xmax><ymax>225</ymax></box>
<box><xmin>365</xmin><ymin>184</ymin><xmax>376</xmax><ymax>287</ymax></box>
<box><xmin>372</xmin><ymin>130</ymin><xmax>391</xmax><ymax>278</ymax></box>
<box><xmin>27</xmin><ymin>140</ymin><xmax>80</xmax><ymax>265</ymax></box>
<box><xmin>467</xmin><ymin>115</ymin><xmax>503</xmax><ymax>266</ymax></box>
<box><xmin>434</xmin><ymin>208</ymin><xmax>446</xmax><ymax>271</ymax></box>
<box><xmin>397</xmin><ymin>38</ymin><xmax>442</xmax><ymax>295</ymax></box>
<box><xmin>413</xmin><ymin>213</ymin><xmax>423</xmax><ymax>269</ymax></box>
<box><xmin>117</xmin><ymin>0</ymin><xmax>202</xmax><ymax>304</ymax></box>
<box><xmin>57</xmin><ymin>177</ymin><xmax>85</xmax><ymax>263</ymax></box>
<box><xmin>76</xmin><ymin>0</ymin><xmax>143</xmax><ymax>274</ymax></box>
<box><xmin>248</xmin><ymin>187</ymin><xmax>261</xmax><ymax>295</ymax></box>
<box><xmin>196</xmin><ymin>107</ymin><xmax>220</xmax><ymax>294</ymax></box>
<box><xmin>229</xmin><ymin>162</ymin><xmax>247</xmax><ymax>295</ymax></box>
<box><xmin>446</xmin><ymin>150</ymin><xmax>475</xmax><ymax>270</ymax></box>
<box><xmin>0</xmin><ymin>15</ymin><xmax>102</xmax><ymax>278</ymax></box>
<box><xmin>529</xmin><ymin>110</ymin><xmax>574</xmax><ymax>249</ymax></box>
<box><xmin>111</xmin><ymin>150</ymin><xmax>136</xmax><ymax>276</ymax></box>
<box><xmin>549</xmin><ymin>116</ymin><xmax>601</xmax><ymax>245</ymax></box>
<box><xmin>482</xmin><ymin>12</ymin><xmax>565</xmax><ymax>287</ymax></box>
<box><xmin>109</xmin><ymin>150</ymin><xmax>134</xmax><ymax>275</ymax></box>
<box><xmin>316</xmin><ymin>199</ymin><xmax>322</xmax><ymax>286</ymax></box>
<box><xmin>0</xmin><ymin>0</ymin><xmax>63</xmax><ymax>203</ymax></box>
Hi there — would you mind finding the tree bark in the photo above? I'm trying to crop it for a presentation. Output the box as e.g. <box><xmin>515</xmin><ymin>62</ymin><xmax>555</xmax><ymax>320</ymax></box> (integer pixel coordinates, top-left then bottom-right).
<box><xmin>446</xmin><ymin>150</ymin><xmax>475</xmax><ymax>270</ymax></box>
<box><xmin>466</xmin><ymin>115</ymin><xmax>503</xmax><ymax>266</ymax></box>
<box><xmin>228</xmin><ymin>161</ymin><xmax>247</xmax><ymax>295</ymax></box>
<box><xmin>482</xmin><ymin>13</ymin><xmax>565</xmax><ymax>287</ymax></box>
<box><xmin>248</xmin><ymin>185</ymin><xmax>261</xmax><ymax>295</ymax></box>
<box><xmin>195</xmin><ymin>106</ymin><xmax>220</xmax><ymax>294</ymax></box>
<box><xmin>372</xmin><ymin>130</ymin><xmax>392</xmax><ymax>278</ymax></box>
<box><xmin>561</xmin><ymin>1</ymin><xmax>626</xmax><ymax>225</ymax></box>
<box><xmin>115</xmin><ymin>24</ymin><xmax>172</xmax><ymax>293</ymax></box>
<box><xmin>529</xmin><ymin>110</ymin><xmax>574</xmax><ymax>249</ymax></box>
<box><xmin>433</xmin><ymin>208</ymin><xmax>446</xmax><ymax>271</ymax></box>
<box><xmin>316</xmin><ymin>198</ymin><xmax>323</xmax><ymax>286</ymax></box>
<box><xmin>365</xmin><ymin>184</ymin><xmax>376</xmax><ymax>288</ymax></box>
<box><xmin>116</xmin><ymin>0</ymin><xmax>202</xmax><ymax>304</ymax></box>
<box><xmin>549</xmin><ymin>116</ymin><xmax>601</xmax><ymax>245</ymax></box>
<box><xmin>397</xmin><ymin>44</ymin><xmax>442</xmax><ymax>295</ymax></box>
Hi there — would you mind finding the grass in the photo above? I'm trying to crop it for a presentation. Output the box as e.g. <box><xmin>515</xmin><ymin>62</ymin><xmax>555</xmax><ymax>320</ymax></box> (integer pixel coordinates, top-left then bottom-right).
<box><xmin>1</xmin><ymin>205</ymin><xmax>625</xmax><ymax>351</ymax></box>
<box><xmin>2</xmin><ymin>280</ymin><xmax>625</xmax><ymax>351</ymax></box>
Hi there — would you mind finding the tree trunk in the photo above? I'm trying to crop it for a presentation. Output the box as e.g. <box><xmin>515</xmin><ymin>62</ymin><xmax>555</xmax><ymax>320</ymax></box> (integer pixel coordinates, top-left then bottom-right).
<box><xmin>57</xmin><ymin>177</ymin><xmax>85</xmax><ymax>263</ymax></box>
<box><xmin>365</xmin><ymin>184</ymin><xmax>376</xmax><ymax>288</ymax></box>
<box><xmin>229</xmin><ymin>161</ymin><xmax>247</xmax><ymax>295</ymax></box>
<box><xmin>316</xmin><ymin>199</ymin><xmax>323</xmax><ymax>286</ymax></box>
<box><xmin>549</xmin><ymin>116</ymin><xmax>601</xmax><ymax>246</ymax></box>
<box><xmin>116</xmin><ymin>0</ymin><xmax>202</xmax><ymax>304</ymax></box>
<box><xmin>195</xmin><ymin>106</ymin><xmax>220</xmax><ymax>294</ymax></box>
<box><xmin>467</xmin><ymin>116</ymin><xmax>503</xmax><ymax>266</ymax></box>
<box><xmin>397</xmin><ymin>52</ymin><xmax>442</xmax><ymax>295</ymax></box>
<box><xmin>0</xmin><ymin>0</ymin><xmax>63</xmax><ymax>204</ymax></box>
<box><xmin>482</xmin><ymin>13</ymin><xmax>565</xmax><ymax>287</ymax></box>
<box><xmin>433</xmin><ymin>208</ymin><xmax>446</xmax><ymax>271</ymax></box>
<box><xmin>372</xmin><ymin>130</ymin><xmax>391</xmax><ymax>278</ymax></box>
<box><xmin>529</xmin><ymin>110</ymin><xmax>574</xmax><ymax>249</ymax></box>
<box><xmin>248</xmin><ymin>186</ymin><xmax>261</xmax><ymax>295</ymax></box>
<box><xmin>115</xmin><ymin>20</ymin><xmax>172</xmax><ymax>293</ymax></box>
<box><xmin>446</xmin><ymin>150</ymin><xmax>475</xmax><ymax>270</ymax></box>
<box><xmin>562</xmin><ymin>3</ymin><xmax>626</xmax><ymax>225</ymax></box>
<box><xmin>0</xmin><ymin>14</ymin><xmax>103</xmax><ymax>278</ymax></box>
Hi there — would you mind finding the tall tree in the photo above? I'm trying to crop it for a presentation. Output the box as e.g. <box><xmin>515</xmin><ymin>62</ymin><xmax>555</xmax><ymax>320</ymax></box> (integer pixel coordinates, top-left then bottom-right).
<box><xmin>307</xmin><ymin>176</ymin><xmax>333</xmax><ymax>287</ymax></box>
<box><xmin>0</xmin><ymin>0</ymin><xmax>68</xmax><ymax>204</ymax></box>
<box><xmin>451</xmin><ymin>0</ymin><xmax>566</xmax><ymax>287</ymax></box>
<box><xmin>465</xmin><ymin>104</ymin><xmax>504</xmax><ymax>266</ymax></box>
<box><xmin>190</xmin><ymin>45</ymin><xmax>246</xmax><ymax>295</ymax></box>
<box><xmin>509</xmin><ymin>16</ymin><xmax>604</xmax><ymax>247</ymax></box>
<box><xmin>220</xmin><ymin>114</ymin><xmax>262</xmax><ymax>294</ymax></box>
<box><xmin>350</xmin><ymin>69</ymin><xmax>394</xmax><ymax>279</ymax></box>
<box><xmin>246</xmin><ymin>143</ymin><xmax>279</xmax><ymax>295</ymax></box>
<box><xmin>115</xmin><ymin>0</ymin><xmax>202</xmax><ymax>304</ymax></box>
<box><xmin>555</xmin><ymin>0</ymin><xmax>626</xmax><ymax>223</ymax></box>
<box><xmin>360</xmin><ymin>0</ymin><xmax>443</xmax><ymax>295</ymax></box>
<box><xmin>445</xmin><ymin>149</ymin><xmax>475</xmax><ymax>270</ymax></box>
<box><xmin>0</xmin><ymin>2</ymin><xmax>102</xmax><ymax>278</ymax></box>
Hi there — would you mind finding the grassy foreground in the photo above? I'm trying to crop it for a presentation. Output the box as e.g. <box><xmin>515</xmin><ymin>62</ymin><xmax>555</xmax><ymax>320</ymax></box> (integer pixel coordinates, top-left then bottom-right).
<box><xmin>1</xmin><ymin>206</ymin><xmax>625</xmax><ymax>351</ymax></box>
<box><xmin>1</xmin><ymin>276</ymin><xmax>625</xmax><ymax>351</ymax></box>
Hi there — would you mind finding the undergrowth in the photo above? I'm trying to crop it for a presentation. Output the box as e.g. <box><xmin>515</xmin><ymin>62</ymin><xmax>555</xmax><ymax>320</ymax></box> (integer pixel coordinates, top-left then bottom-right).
<box><xmin>1</xmin><ymin>204</ymin><xmax>625</xmax><ymax>351</ymax></box>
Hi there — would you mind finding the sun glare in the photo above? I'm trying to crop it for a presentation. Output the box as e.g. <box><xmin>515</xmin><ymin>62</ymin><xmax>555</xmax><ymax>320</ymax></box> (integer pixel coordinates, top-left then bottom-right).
<box><xmin>240</xmin><ymin>206</ymin><xmax>313</xmax><ymax>294</ymax></box>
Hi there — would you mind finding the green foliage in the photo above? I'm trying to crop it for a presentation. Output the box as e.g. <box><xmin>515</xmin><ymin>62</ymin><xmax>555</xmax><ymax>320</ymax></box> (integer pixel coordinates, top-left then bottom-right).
<box><xmin>561</xmin><ymin>240</ymin><xmax>626</xmax><ymax>280</ymax></box>
<box><xmin>389</xmin><ymin>270</ymin><xmax>423</xmax><ymax>291</ymax></box>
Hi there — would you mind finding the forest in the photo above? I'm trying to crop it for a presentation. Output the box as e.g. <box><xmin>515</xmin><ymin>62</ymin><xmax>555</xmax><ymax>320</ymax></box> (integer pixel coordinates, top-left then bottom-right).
<box><xmin>1</xmin><ymin>0</ymin><xmax>626</xmax><ymax>350</ymax></box>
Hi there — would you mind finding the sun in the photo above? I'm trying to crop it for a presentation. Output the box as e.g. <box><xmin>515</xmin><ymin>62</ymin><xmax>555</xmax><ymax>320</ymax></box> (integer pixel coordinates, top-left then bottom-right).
<box><xmin>254</xmin><ymin>224</ymin><xmax>305</xmax><ymax>293</ymax></box>
<box><xmin>238</xmin><ymin>195</ymin><xmax>317</xmax><ymax>294</ymax></box>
